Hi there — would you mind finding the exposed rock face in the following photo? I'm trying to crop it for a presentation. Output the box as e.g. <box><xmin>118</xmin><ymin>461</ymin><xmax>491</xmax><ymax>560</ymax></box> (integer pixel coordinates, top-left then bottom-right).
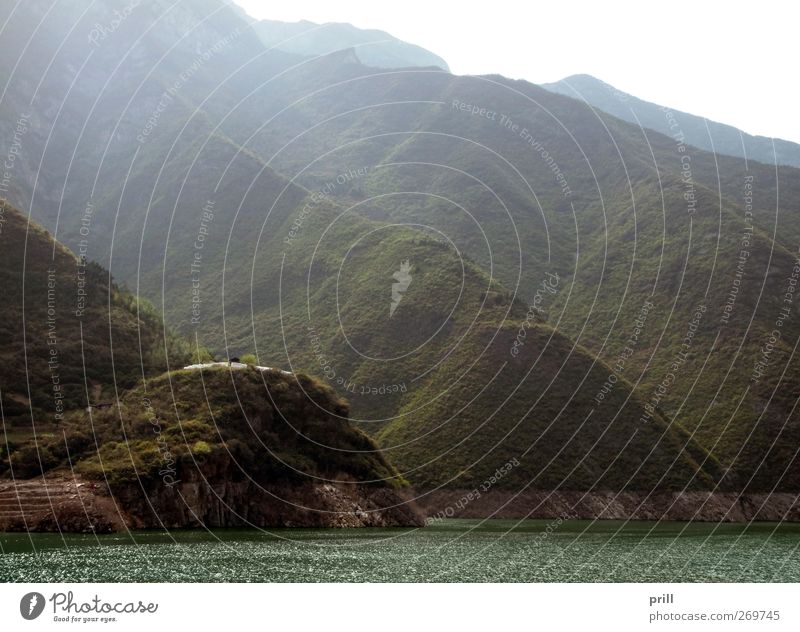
<box><xmin>113</xmin><ymin>444</ymin><xmax>423</xmax><ymax>528</ymax></box>
<box><xmin>5</xmin><ymin>479</ymin><xmax>798</xmax><ymax>532</ymax></box>
<box><xmin>120</xmin><ymin>480</ymin><xmax>422</xmax><ymax>529</ymax></box>
<box><xmin>417</xmin><ymin>489</ymin><xmax>800</xmax><ymax>523</ymax></box>
<box><xmin>0</xmin><ymin>474</ymin><xmax>423</xmax><ymax>532</ymax></box>
<box><xmin>0</xmin><ymin>478</ymin><xmax>125</xmax><ymax>533</ymax></box>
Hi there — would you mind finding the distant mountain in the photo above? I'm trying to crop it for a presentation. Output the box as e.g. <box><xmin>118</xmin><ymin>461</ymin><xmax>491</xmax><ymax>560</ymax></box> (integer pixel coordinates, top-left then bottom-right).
<box><xmin>249</xmin><ymin>18</ymin><xmax>449</xmax><ymax>71</ymax></box>
<box><xmin>542</xmin><ymin>74</ymin><xmax>800</xmax><ymax>167</ymax></box>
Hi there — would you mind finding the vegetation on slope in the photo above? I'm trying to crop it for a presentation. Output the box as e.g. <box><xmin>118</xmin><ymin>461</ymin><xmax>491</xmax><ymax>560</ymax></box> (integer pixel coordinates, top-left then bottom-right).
<box><xmin>0</xmin><ymin>202</ymin><xmax>194</xmax><ymax>455</ymax></box>
<box><xmin>4</xmin><ymin>366</ymin><xmax>403</xmax><ymax>489</ymax></box>
<box><xmin>378</xmin><ymin>321</ymin><xmax>721</xmax><ymax>491</ymax></box>
<box><xmin>3</xmin><ymin>0</ymin><xmax>799</xmax><ymax>496</ymax></box>
<box><xmin>200</xmin><ymin>60</ymin><xmax>800</xmax><ymax>493</ymax></box>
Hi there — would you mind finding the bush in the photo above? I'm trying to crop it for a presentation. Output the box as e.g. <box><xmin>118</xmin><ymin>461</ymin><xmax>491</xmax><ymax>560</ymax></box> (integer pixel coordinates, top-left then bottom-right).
<box><xmin>239</xmin><ymin>353</ymin><xmax>258</xmax><ymax>365</ymax></box>
<box><xmin>191</xmin><ymin>440</ymin><xmax>212</xmax><ymax>455</ymax></box>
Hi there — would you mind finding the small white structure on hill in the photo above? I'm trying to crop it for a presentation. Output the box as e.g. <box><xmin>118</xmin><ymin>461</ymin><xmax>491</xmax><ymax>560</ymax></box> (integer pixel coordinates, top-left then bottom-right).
<box><xmin>182</xmin><ymin>361</ymin><xmax>292</xmax><ymax>376</ymax></box>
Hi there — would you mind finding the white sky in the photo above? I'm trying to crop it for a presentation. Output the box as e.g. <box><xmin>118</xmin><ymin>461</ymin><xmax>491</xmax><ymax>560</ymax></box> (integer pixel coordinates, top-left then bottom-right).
<box><xmin>234</xmin><ymin>0</ymin><xmax>799</xmax><ymax>143</ymax></box>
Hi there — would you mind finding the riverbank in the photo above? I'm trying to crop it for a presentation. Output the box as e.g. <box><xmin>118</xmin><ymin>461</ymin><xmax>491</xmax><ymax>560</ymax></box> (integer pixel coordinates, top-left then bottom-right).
<box><xmin>416</xmin><ymin>489</ymin><xmax>800</xmax><ymax>523</ymax></box>
<box><xmin>0</xmin><ymin>476</ymin><xmax>423</xmax><ymax>532</ymax></box>
<box><xmin>2</xmin><ymin>478</ymin><xmax>798</xmax><ymax>533</ymax></box>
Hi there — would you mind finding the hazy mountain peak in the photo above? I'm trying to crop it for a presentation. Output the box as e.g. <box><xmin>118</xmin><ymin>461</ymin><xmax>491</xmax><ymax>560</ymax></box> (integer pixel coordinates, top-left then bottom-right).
<box><xmin>250</xmin><ymin>17</ymin><xmax>450</xmax><ymax>71</ymax></box>
<box><xmin>543</xmin><ymin>73</ymin><xmax>800</xmax><ymax>167</ymax></box>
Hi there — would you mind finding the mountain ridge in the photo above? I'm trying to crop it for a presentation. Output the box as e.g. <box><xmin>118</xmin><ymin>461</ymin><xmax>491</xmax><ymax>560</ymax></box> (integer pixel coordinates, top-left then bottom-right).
<box><xmin>249</xmin><ymin>18</ymin><xmax>450</xmax><ymax>72</ymax></box>
<box><xmin>543</xmin><ymin>73</ymin><xmax>800</xmax><ymax>167</ymax></box>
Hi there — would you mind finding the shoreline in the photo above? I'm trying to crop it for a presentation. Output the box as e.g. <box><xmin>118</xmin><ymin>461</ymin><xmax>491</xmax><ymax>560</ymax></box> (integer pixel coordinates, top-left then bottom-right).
<box><xmin>2</xmin><ymin>478</ymin><xmax>799</xmax><ymax>533</ymax></box>
<box><xmin>415</xmin><ymin>489</ymin><xmax>800</xmax><ymax>523</ymax></box>
<box><xmin>0</xmin><ymin>476</ymin><xmax>423</xmax><ymax>533</ymax></box>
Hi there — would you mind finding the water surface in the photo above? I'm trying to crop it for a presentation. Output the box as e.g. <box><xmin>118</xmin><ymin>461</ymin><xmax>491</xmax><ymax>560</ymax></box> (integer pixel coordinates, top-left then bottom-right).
<box><xmin>1</xmin><ymin>520</ymin><xmax>798</xmax><ymax>582</ymax></box>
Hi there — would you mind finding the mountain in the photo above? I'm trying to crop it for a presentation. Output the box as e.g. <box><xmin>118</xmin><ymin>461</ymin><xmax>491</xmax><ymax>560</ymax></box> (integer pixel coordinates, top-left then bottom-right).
<box><xmin>192</xmin><ymin>51</ymin><xmax>800</xmax><ymax>493</ymax></box>
<box><xmin>2</xmin><ymin>0</ymin><xmax>799</xmax><ymax>502</ymax></box>
<box><xmin>377</xmin><ymin>318</ymin><xmax>722</xmax><ymax>492</ymax></box>
<box><xmin>542</xmin><ymin>74</ymin><xmax>800</xmax><ymax>168</ymax></box>
<box><xmin>235</xmin><ymin>61</ymin><xmax>800</xmax><ymax>493</ymax></box>
<box><xmin>249</xmin><ymin>19</ymin><xmax>449</xmax><ymax>71</ymax></box>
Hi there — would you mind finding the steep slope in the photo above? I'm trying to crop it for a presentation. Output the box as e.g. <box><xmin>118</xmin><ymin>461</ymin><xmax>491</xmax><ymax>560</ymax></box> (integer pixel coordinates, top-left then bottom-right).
<box><xmin>378</xmin><ymin>320</ymin><xmax>722</xmax><ymax>492</ymax></box>
<box><xmin>0</xmin><ymin>202</ymin><xmax>193</xmax><ymax>428</ymax></box>
<box><xmin>0</xmin><ymin>0</ymin><xmax>280</xmax><ymax>244</ymax></box>
<box><xmin>543</xmin><ymin>74</ymin><xmax>800</xmax><ymax>167</ymax></box>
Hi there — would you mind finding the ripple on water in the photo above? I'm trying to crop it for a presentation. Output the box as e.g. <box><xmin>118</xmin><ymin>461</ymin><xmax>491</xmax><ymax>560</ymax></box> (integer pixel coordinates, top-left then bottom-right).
<box><xmin>1</xmin><ymin>520</ymin><xmax>798</xmax><ymax>582</ymax></box>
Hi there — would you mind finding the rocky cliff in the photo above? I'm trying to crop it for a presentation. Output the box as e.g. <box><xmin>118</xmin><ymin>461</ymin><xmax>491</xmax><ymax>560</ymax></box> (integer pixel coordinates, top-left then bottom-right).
<box><xmin>0</xmin><ymin>474</ymin><xmax>421</xmax><ymax>532</ymax></box>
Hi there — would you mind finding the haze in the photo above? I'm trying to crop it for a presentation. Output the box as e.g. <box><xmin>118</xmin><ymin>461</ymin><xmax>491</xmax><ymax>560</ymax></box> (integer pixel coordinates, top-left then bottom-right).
<box><xmin>235</xmin><ymin>0</ymin><xmax>799</xmax><ymax>144</ymax></box>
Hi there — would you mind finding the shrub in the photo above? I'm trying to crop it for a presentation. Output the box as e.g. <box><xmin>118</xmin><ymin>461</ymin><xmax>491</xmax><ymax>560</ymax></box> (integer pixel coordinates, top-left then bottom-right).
<box><xmin>239</xmin><ymin>353</ymin><xmax>258</xmax><ymax>365</ymax></box>
<box><xmin>191</xmin><ymin>440</ymin><xmax>212</xmax><ymax>455</ymax></box>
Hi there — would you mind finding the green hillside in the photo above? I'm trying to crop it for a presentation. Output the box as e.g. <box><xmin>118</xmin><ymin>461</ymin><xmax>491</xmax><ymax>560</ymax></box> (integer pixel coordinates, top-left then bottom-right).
<box><xmin>185</xmin><ymin>186</ymin><xmax>722</xmax><ymax>492</ymax></box>
<box><xmin>196</xmin><ymin>59</ymin><xmax>800</xmax><ymax>493</ymax></box>
<box><xmin>2</xmin><ymin>0</ymin><xmax>798</xmax><ymax>496</ymax></box>
<box><xmin>5</xmin><ymin>366</ymin><xmax>401</xmax><ymax>488</ymax></box>
<box><xmin>0</xmin><ymin>202</ymin><xmax>193</xmax><ymax>428</ymax></box>
<box><xmin>378</xmin><ymin>321</ymin><xmax>722</xmax><ymax>491</ymax></box>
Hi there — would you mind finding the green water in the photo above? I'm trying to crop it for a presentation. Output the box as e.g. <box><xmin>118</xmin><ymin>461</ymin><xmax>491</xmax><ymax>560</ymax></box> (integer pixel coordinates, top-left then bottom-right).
<box><xmin>1</xmin><ymin>520</ymin><xmax>798</xmax><ymax>582</ymax></box>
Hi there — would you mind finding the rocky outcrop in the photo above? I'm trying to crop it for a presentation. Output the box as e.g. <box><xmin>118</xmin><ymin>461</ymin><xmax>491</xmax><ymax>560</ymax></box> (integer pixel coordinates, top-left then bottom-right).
<box><xmin>108</xmin><ymin>443</ymin><xmax>424</xmax><ymax>529</ymax></box>
<box><xmin>417</xmin><ymin>489</ymin><xmax>800</xmax><ymax>522</ymax></box>
<box><xmin>0</xmin><ymin>474</ymin><xmax>423</xmax><ymax>532</ymax></box>
<box><xmin>116</xmin><ymin>477</ymin><xmax>423</xmax><ymax>529</ymax></box>
<box><xmin>5</xmin><ymin>479</ymin><xmax>798</xmax><ymax>532</ymax></box>
<box><xmin>0</xmin><ymin>478</ymin><xmax>125</xmax><ymax>533</ymax></box>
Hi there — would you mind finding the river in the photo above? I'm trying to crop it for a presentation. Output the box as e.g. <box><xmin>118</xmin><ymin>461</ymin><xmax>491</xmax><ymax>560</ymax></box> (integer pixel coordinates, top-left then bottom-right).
<box><xmin>1</xmin><ymin>519</ymin><xmax>798</xmax><ymax>582</ymax></box>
